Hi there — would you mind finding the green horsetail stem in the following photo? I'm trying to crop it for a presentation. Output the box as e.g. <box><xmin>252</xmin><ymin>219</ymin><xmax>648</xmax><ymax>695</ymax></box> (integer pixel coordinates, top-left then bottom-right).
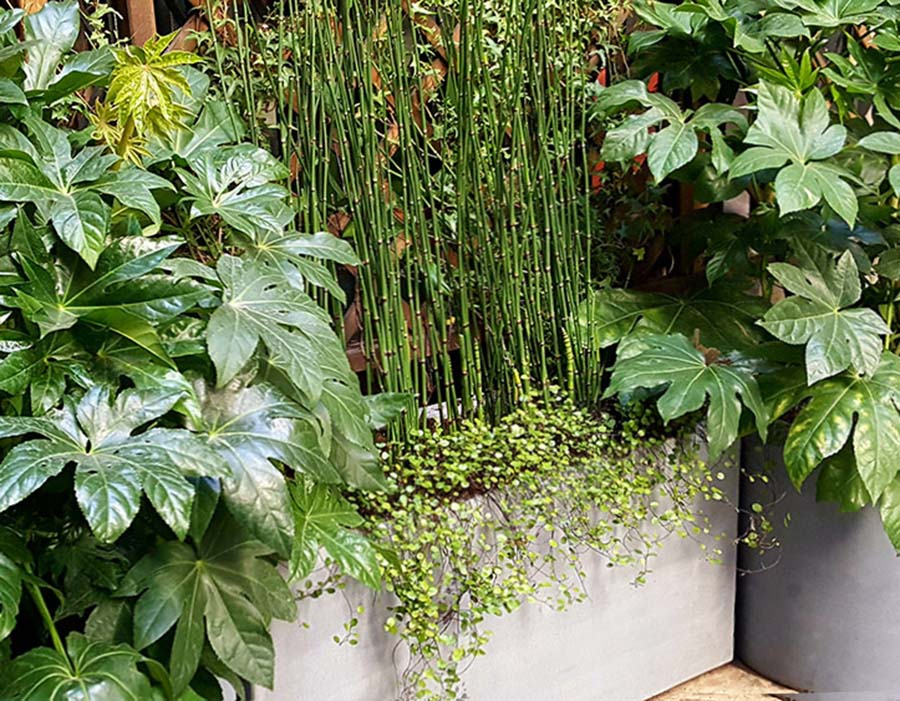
<box><xmin>212</xmin><ymin>0</ymin><xmax>622</xmax><ymax>440</ymax></box>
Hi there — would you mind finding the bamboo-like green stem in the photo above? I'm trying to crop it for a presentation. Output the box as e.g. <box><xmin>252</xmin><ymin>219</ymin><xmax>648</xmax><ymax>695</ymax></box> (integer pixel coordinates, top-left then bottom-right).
<box><xmin>212</xmin><ymin>0</ymin><xmax>618</xmax><ymax>437</ymax></box>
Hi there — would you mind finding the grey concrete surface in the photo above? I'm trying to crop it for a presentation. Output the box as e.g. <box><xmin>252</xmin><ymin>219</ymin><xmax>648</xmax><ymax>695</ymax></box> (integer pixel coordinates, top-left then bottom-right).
<box><xmin>254</xmin><ymin>444</ymin><xmax>740</xmax><ymax>701</ymax></box>
<box><xmin>737</xmin><ymin>439</ymin><xmax>900</xmax><ymax>693</ymax></box>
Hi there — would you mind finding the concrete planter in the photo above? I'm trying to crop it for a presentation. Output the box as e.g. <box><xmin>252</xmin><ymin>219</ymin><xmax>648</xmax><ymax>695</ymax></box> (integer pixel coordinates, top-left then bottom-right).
<box><xmin>251</xmin><ymin>444</ymin><xmax>740</xmax><ymax>701</ymax></box>
<box><xmin>736</xmin><ymin>438</ymin><xmax>900</xmax><ymax>692</ymax></box>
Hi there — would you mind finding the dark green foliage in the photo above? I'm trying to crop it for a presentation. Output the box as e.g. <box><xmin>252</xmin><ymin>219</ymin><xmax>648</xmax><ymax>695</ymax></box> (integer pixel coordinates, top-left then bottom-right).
<box><xmin>0</xmin><ymin>3</ymin><xmax>386</xmax><ymax>698</ymax></box>
<box><xmin>592</xmin><ymin>0</ymin><xmax>900</xmax><ymax>549</ymax></box>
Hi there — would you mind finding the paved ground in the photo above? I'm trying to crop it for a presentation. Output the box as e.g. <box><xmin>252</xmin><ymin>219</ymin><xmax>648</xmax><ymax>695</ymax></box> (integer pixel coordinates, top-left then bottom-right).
<box><xmin>652</xmin><ymin>663</ymin><xmax>794</xmax><ymax>701</ymax></box>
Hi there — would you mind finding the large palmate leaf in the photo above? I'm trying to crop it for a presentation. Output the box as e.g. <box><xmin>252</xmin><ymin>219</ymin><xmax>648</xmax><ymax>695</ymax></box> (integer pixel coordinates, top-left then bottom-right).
<box><xmin>120</xmin><ymin>511</ymin><xmax>295</xmax><ymax>693</ymax></box>
<box><xmin>2</xmin><ymin>633</ymin><xmax>157</xmax><ymax>700</ymax></box>
<box><xmin>783</xmin><ymin>351</ymin><xmax>900</xmax><ymax>502</ymax></box>
<box><xmin>167</xmin><ymin>100</ymin><xmax>245</xmax><ymax>161</ymax></box>
<box><xmin>773</xmin><ymin>0</ymin><xmax>884</xmax><ymax>27</ymax></box>
<box><xmin>0</xmin><ymin>331</ymin><xmax>90</xmax><ymax>413</ymax></box>
<box><xmin>627</xmin><ymin>11</ymin><xmax>739</xmax><ymax>100</ymax></box>
<box><xmin>575</xmin><ymin>283</ymin><xmax>767</xmax><ymax>353</ymax></box>
<box><xmin>760</xmin><ymin>250</ymin><xmax>889</xmax><ymax>384</ymax></box>
<box><xmin>179</xmin><ymin>145</ymin><xmax>290</xmax><ymax>236</ymax></box>
<box><xmin>107</xmin><ymin>33</ymin><xmax>200</xmax><ymax>139</ymax></box>
<box><xmin>730</xmin><ymin>82</ymin><xmax>858</xmax><ymax>225</ymax></box>
<box><xmin>244</xmin><ymin>229</ymin><xmax>358</xmax><ymax>301</ymax></box>
<box><xmin>7</xmin><ymin>237</ymin><xmax>211</xmax><ymax>364</ymax></box>
<box><xmin>605</xmin><ymin>333</ymin><xmax>768</xmax><ymax>458</ymax></box>
<box><xmin>288</xmin><ymin>479</ymin><xmax>381</xmax><ymax>587</ymax></box>
<box><xmin>186</xmin><ymin>381</ymin><xmax>336</xmax><ymax>556</ymax></box>
<box><xmin>19</xmin><ymin>3</ymin><xmax>111</xmax><ymax>102</ymax></box>
<box><xmin>0</xmin><ymin>386</ymin><xmax>225</xmax><ymax>541</ymax></box>
<box><xmin>595</xmin><ymin>79</ymin><xmax>746</xmax><ymax>181</ymax></box>
<box><xmin>0</xmin><ymin>120</ymin><xmax>172</xmax><ymax>265</ymax></box>
<box><xmin>207</xmin><ymin>255</ymin><xmax>350</xmax><ymax>400</ymax></box>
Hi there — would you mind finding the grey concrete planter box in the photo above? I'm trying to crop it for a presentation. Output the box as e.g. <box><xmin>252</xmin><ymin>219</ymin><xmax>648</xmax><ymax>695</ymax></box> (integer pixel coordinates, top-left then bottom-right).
<box><xmin>252</xmin><ymin>443</ymin><xmax>740</xmax><ymax>701</ymax></box>
<box><xmin>737</xmin><ymin>438</ymin><xmax>900</xmax><ymax>692</ymax></box>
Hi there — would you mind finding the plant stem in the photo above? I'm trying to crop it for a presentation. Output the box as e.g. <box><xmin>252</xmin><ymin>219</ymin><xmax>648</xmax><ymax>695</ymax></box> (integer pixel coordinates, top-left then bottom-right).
<box><xmin>26</xmin><ymin>581</ymin><xmax>66</xmax><ymax>660</ymax></box>
<box><xmin>116</xmin><ymin>115</ymin><xmax>136</xmax><ymax>159</ymax></box>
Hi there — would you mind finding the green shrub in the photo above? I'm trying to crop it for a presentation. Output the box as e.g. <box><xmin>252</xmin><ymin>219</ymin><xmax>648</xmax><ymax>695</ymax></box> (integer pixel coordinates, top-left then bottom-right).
<box><xmin>0</xmin><ymin>4</ymin><xmax>386</xmax><ymax>698</ymax></box>
<box><xmin>587</xmin><ymin>0</ymin><xmax>900</xmax><ymax>549</ymax></box>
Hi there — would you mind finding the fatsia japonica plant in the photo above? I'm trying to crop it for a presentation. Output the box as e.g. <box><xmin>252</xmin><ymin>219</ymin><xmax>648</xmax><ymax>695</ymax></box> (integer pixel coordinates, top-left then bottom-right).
<box><xmin>0</xmin><ymin>3</ymin><xmax>390</xmax><ymax>699</ymax></box>
<box><xmin>584</xmin><ymin>0</ymin><xmax>900</xmax><ymax>547</ymax></box>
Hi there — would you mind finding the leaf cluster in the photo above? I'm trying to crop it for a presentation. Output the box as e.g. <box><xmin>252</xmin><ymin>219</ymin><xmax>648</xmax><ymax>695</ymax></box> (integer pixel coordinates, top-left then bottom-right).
<box><xmin>592</xmin><ymin>0</ymin><xmax>900</xmax><ymax>549</ymax></box>
<box><xmin>340</xmin><ymin>390</ymin><xmax>720</xmax><ymax>699</ymax></box>
<box><xmin>0</xmin><ymin>4</ymin><xmax>388</xmax><ymax>699</ymax></box>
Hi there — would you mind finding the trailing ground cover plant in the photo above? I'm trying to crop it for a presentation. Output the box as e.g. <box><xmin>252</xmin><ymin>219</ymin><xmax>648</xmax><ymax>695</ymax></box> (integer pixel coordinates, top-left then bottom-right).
<box><xmin>587</xmin><ymin>0</ymin><xmax>900</xmax><ymax>547</ymax></box>
<box><xmin>0</xmin><ymin>3</ymin><xmax>387</xmax><ymax>698</ymax></box>
<box><xmin>299</xmin><ymin>390</ymin><xmax>722</xmax><ymax>700</ymax></box>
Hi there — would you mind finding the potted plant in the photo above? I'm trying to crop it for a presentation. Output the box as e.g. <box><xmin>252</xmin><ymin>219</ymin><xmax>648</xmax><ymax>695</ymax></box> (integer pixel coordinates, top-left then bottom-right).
<box><xmin>589</xmin><ymin>0</ymin><xmax>900</xmax><ymax>691</ymax></box>
<box><xmin>256</xmin><ymin>393</ymin><xmax>738</xmax><ymax>701</ymax></box>
<box><xmin>194</xmin><ymin>0</ymin><xmax>748</xmax><ymax>697</ymax></box>
<box><xmin>0</xmin><ymin>4</ymin><xmax>390</xmax><ymax>699</ymax></box>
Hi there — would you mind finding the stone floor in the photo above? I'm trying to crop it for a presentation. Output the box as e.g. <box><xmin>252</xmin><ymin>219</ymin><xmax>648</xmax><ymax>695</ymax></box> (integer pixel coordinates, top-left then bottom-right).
<box><xmin>652</xmin><ymin>663</ymin><xmax>794</xmax><ymax>701</ymax></box>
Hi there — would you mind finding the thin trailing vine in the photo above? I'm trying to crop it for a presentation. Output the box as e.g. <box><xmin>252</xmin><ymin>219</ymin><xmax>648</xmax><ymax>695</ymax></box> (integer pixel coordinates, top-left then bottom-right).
<box><xmin>295</xmin><ymin>390</ymin><xmax>736</xmax><ymax>700</ymax></box>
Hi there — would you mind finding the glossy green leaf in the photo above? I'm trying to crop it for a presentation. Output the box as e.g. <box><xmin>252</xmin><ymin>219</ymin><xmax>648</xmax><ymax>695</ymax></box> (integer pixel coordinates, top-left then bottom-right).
<box><xmin>784</xmin><ymin>351</ymin><xmax>900</xmax><ymax>499</ymax></box>
<box><xmin>169</xmin><ymin>100</ymin><xmax>244</xmax><ymax>160</ymax></box>
<box><xmin>732</xmin><ymin>82</ymin><xmax>856</xmax><ymax>224</ymax></box>
<box><xmin>207</xmin><ymin>255</ymin><xmax>349</xmax><ymax>400</ymax></box>
<box><xmin>188</xmin><ymin>381</ymin><xmax>334</xmax><ymax>555</ymax></box>
<box><xmin>575</xmin><ymin>284</ymin><xmax>767</xmax><ymax>352</ymax></box>
<box><xmin>816</xmin><ymin>447</ymin><xmax>871</xmax><ymax>512</ymax></box>
<box><xmin>2</xmin><ymin>633</ymin><xmax>156</xmax><ymax>700</ymax></box>
<box><xmin>0</xmin><ymin>78</ymin><xmax>26</xmax><ymax>105</ymax></box>
<box><xmin>34</xmin><ymin>48</ymin><xmax>114</xmax><ymax>104</ymax></box>
<box><xmin>289</xmin><ymin>479</ymin><xmax>378</xmax><ymax>585</ymax></box>
<box><xmin>179</xmin><ymin>145</ymin><xmax>290</xmax><ymax>236</ymax></box>
<box><xmin>123</xmin><ymin>511</ymin><xmax>294</xmax><ymax>692</ymax></box>
<box><xmin>858</xmin><ymin>131</ymin><xmax>900</xmax><ymax>154</ymax></box>
<box><xmin>92</xmin><ymin>168</ymin><xmax>173</xmax><ymax>225</ymax></box>
<box><xmin>890</xmin><ymin>164</ymin><xmax>900</xmax><ymax>197</ymax></box>
<box><xmin>22</xmin><ymin>1</ymin><xmax>79</xmax><ymax>91</ymax></box>
<box><xmin>647</xmin><ymin>122</ymin><xmax>698</xmax><ymax>181</ymax></box>
<box><xmin>774</xmin><ymin>0</ymin><xmax>883</xmax><ymax>28</ymax></box>
<box><xmin>48</xmin><ymin>191</ymin><xmax>110</xmax><ymax>268</ymax></box>
<box><xmin>760</xmin><ymin>251</ymin><xmax>888</xmax><ymax>383</ymax></box>
<box><xmin>878</xmin><ymin>476</ymin><xmax>900</xmax><ymax>550</ymax></box>
<box><xmin>0</xmin><ymin>386</ymin><xmax>223</xmax><ymax>542</ymax></box>
<box><xmin>0</xmin><ymin>552</ymin><xmax>21</xmax><ymax>642</ymax></box>
<box><xmin>605</xmin><ymin>333</ymin><xmax>768</xmax><ymax>458</ymax></box>
<box><xmin>365</xmin><ymin>392</ymin><xmax>411</xmax><ymax>429</ymax></box>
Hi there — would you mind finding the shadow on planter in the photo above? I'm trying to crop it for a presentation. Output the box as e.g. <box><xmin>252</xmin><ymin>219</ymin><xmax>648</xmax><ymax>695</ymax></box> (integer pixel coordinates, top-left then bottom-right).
<box><xmin>736</xmin><ymin>438</ymin><xmax>900</xmax><ymax>693</ymax></box>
